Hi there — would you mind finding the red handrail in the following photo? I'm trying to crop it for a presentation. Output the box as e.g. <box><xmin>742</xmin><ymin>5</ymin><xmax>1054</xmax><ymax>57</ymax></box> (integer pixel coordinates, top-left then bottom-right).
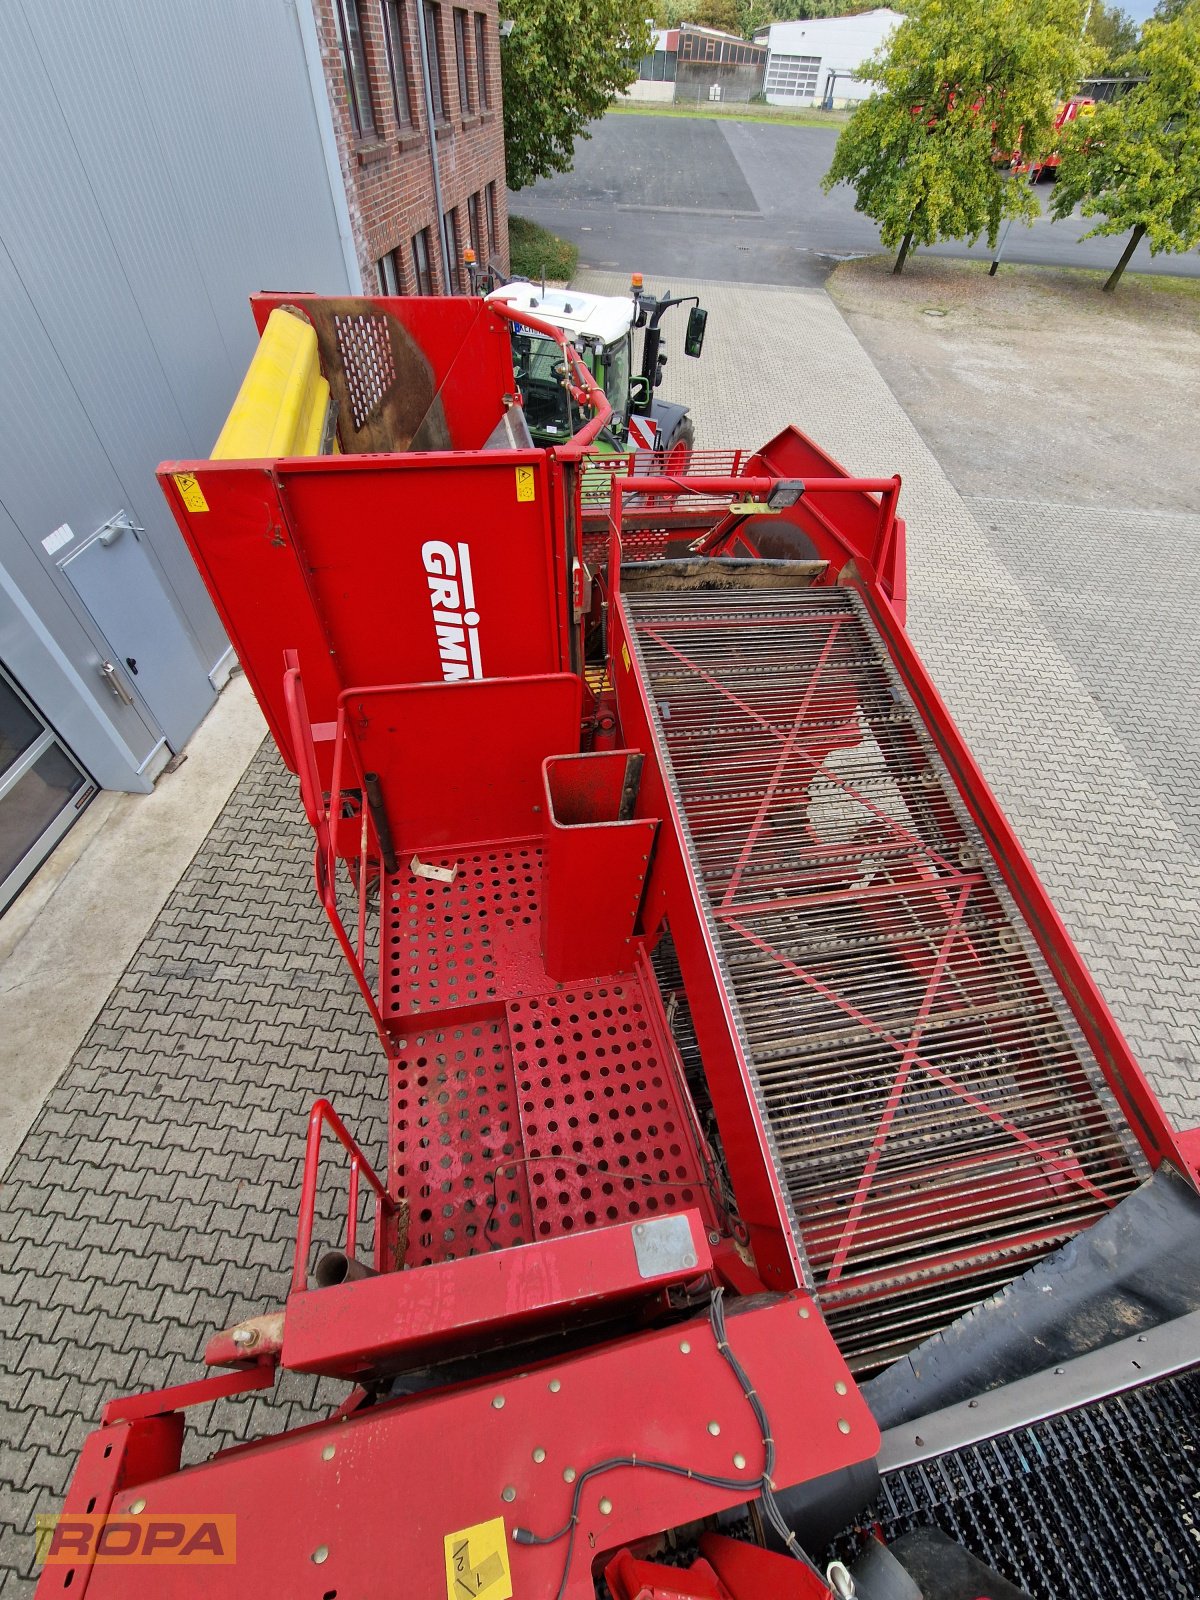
<box><xmin>292</xmin><ymin>1098</ymin><xmax>397</xmax><ymax>1294</ymax></box>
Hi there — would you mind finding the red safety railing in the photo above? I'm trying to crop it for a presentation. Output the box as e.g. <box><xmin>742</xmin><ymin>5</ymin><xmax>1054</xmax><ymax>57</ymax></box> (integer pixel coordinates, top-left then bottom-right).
<box><xmin>292</xmin><ymin>1098</ymin><xmax>397</xmax><ymax>1294</ymax></box>
<box><xmin>605</xmin><ymin>472</ymin><xmax>903</xmax><ymax>603</ymax></box>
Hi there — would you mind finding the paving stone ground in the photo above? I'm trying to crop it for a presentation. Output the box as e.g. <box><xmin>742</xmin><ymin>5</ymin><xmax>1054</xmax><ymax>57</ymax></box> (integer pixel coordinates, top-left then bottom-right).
<box><xmin>3</xmin><ymin>276</ymin><xmax>1197</xmax><ymax>1594</ymax></box>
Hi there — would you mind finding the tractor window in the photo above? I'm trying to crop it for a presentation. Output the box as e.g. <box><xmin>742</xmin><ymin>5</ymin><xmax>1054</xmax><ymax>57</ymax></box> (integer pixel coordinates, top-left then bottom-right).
<box><xmin>511</xmin><ymin>331</ymin><xmax>574</xmax><ymax>437</ymax></box>
<box><xmin>602</xmin><ymin>335</ymin><xmax>631</xmax><ymax>424</ymax></box>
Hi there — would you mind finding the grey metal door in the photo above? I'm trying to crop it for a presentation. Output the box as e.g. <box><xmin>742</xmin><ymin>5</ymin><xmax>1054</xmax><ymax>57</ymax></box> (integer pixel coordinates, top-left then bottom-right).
<box><xmin>62</xmin><ymin>515</ymin><xmax>216</xmax><ymax>751</ymax></box>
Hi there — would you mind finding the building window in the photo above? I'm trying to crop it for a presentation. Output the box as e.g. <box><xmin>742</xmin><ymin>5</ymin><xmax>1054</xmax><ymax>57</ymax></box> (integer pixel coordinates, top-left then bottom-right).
<box><xmin>378</xmin><ymin>248</ymin><xmax>404</xmax><ymax>294</ymax></box>
<box><xmin>423</xmin><ymin>2</ymin><xmax>446</xmax><ymax>122</ymax></box>
<box><xmin>413</xmin><ymin>227</ymin><xmax>434</xmax><ymax>293</ymax></box>
<box><xmin>453</xmin><ymin>9</ymin><xmax>474</xmax><ymax>114</ymax></box>
<box><xmin>485</xmin><ymin>181</ymin><xmax>498</xmax><ymax>258</ymax></box>
<box><xmin>444</xmin><ymin>207</ymin><xmax>461</xmax><ymax>290</ymax></box>
<box><xmin>467</xmin><ymin>191</ymin><xmax>482</xmax><ymax>263</ymax></box>
<box><xmin>381</xmin><ymin>0</ymin><xmax>414</xmax><ymax>126</ymax></box>
<box><xmin>334</xmin><ymin>0</ymin><xmax>378</xmax><ymax>139</ymax></box>
<box><xmin>764</xmin><ymin>51</ymin><xmax>821</xmax><ymax>100</ymax></box>
<box><xmin>474</xmin><ymin>13</ymin><xmax>490</xmax><ymax>108</ymax></box>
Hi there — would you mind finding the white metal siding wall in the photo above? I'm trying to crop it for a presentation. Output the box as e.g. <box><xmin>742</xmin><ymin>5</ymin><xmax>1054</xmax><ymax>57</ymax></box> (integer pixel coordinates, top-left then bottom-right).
<box><xmin>0</xmin><ymin>0</ymin><xmax>352</xmax><ymax>790</ymax></box>
<box><xmin>764</xmin><ymin>9</ymin><xmax>900</xmax><ymax>105</ymax></box>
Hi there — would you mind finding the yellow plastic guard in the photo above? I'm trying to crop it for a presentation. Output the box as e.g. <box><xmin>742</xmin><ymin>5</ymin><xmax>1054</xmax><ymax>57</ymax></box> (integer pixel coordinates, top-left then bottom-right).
<box><xmin>211</xmin><ymin>307</ymin><xmax>333</xmax><ymax>459</ymax></box>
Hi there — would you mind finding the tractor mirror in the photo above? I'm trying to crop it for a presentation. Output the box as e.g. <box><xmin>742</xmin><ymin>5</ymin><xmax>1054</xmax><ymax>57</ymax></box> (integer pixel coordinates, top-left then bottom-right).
<box><xmin>685</xmin><ymin>306</ymin><xmax>707</xmax><ymax>358</ymax></box>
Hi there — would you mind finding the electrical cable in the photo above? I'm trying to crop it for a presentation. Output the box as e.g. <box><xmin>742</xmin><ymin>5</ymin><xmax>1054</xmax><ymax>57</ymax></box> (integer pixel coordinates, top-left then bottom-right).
<box><xmin>511</xmin><ymin>1288</ymin><xmax>829</xmax><ymax>1600</ymax></box>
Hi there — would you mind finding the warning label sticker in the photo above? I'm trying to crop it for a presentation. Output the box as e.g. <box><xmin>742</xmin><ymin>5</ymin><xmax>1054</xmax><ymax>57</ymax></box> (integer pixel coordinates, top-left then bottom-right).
<box><xmin>515</xmin><ymin>466</ymin><xmax>535</xmax><ymax>503</ymax></box>
<box><xmin>172</xmin><ymin>473</ymin><xmax>209</xmax><ymax>513</ymax></box>
<box><xmin>444</xmin><ymin>1516</ymin><xmax>512</xmax><ymax>1600</ymax></box>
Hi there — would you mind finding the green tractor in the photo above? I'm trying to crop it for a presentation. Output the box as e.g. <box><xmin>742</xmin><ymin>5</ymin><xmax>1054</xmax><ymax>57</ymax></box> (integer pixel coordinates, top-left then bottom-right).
<box><xmin>487</xmin><ymin>275</ymin><xmax>708</xmax><ymax>464</ymax></box>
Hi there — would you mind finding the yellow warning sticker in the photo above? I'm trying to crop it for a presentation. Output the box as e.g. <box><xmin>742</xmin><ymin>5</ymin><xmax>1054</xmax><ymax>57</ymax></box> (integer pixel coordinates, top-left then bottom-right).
<box><xmin>173</xmin><ymin>473</ymin><xmax>209</xmax><ymax>513</ymax></box>
<box><xmin>515</xmin><ymin>466</ymin><xmax>536</xmax><ymax>503</ymax></box>
<box><xmin>621</xmin><ymin>641</ymin><xmax>631</xmax><ymax>674</ymax></box>
<box><xmin>444</xmin><ymin>1517</ymin><xmax>512</xmax><ymax>1600</ymax></box>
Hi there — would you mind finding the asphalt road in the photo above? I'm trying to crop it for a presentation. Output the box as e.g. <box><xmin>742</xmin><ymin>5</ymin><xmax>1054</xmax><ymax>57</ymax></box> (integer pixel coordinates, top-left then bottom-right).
<box><xmin>512</xmin><ymin>115</ymin><xmax>1200</xmax><ymax>286</ymax></box>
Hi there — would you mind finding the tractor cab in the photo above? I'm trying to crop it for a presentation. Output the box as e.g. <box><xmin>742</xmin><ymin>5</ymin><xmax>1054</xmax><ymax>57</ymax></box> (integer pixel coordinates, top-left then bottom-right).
<box><xmin>489</xmin><ymin>276</ymin><xmax>706</xmax><ymax>463</ymax></box>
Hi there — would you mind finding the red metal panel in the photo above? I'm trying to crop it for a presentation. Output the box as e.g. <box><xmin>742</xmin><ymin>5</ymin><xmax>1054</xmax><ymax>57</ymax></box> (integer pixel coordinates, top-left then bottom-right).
<box><xmin>541</xmin><ymin>751</ymin><xmax>658</xmax><ymax>981</ymax></box>
<box><xmin>281</xmin><ymin>1212</ymin><xmax>712</xmax><ymax>1378</ymax></box>
<box><xmin>338</xmin><ymin>675</ymin><xmax>583</xmax><ymax>859</ymax></box>
<box><xmin>62</xmin><ymin>1297</ymin><xmax>876</xmax><ymax>1600</ymax></box>
<box><xmin>276</xmin><ymin>452</ymin><xmax>566</xmax><ymax>692</ymax></box>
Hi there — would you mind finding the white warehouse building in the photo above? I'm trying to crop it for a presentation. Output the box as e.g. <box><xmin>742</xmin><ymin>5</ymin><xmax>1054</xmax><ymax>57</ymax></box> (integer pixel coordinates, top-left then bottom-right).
<box><xmin>759</xmin><ymin>8</ymin><xmax>902</xmax><ymax>108</ymax></box>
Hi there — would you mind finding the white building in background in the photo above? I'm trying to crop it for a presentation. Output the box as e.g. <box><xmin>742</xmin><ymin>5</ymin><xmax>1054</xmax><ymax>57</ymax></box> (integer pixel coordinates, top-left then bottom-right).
<box><xmin>759</xmin><ymin>8</ymin><xmax>902</xmax><ymax>108</ymax></box>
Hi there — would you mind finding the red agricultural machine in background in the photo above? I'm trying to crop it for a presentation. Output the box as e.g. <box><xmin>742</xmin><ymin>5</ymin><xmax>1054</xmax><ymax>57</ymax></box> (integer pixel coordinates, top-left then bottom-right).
<box><xmin>35</xmin><ymin>291</ymin><xmax>1200</xmax><ymax>1599</ymax></box>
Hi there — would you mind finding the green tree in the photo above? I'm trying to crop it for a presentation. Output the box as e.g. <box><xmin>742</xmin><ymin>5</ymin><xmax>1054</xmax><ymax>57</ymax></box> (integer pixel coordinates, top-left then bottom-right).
<box><xmin>500</xmin><ymin>0</ymin><xmax>653</xmax><ymax>189</ymax></box>
<box><xmin>1051</xmin><ymin>0</ymin><xmax>1200</xmax><ymax>289</ymax></box>
<box><xmin>690</xmin><ymin>0</ymin><xmax>743</xmax><ymax>29</ymax></box>
<box><xmin>821</xmin><ymin>0</ymin><xmax>1090</xmax><ymax>272</ymax></box>
<box><xmin>1085</xmin><ymin>0</ymin><xmax>1139</xmax><ymax>65</ymax></box>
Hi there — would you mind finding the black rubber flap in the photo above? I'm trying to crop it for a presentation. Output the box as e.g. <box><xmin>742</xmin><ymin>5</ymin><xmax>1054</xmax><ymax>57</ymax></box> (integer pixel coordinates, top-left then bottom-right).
<box><xmin>864</xmin><ymin>1162</ymin><xmax>1200</xmax><ymax>1429</ymax></box>
<box><xmin>889</xmin><ymin>1529</ymin><xmax>1032</xmax><ymax>1599</ymax></box>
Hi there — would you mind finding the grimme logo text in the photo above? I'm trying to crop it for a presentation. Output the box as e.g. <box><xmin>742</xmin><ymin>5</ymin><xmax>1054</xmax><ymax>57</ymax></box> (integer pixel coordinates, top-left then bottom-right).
<box><xmin>422</xmin><ymin>540</ymin><xmax>483</xmax><ymax>681</ymax></box>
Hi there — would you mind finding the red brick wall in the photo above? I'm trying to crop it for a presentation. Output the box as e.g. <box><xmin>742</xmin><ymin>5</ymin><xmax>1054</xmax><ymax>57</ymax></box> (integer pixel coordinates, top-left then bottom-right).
<box><xmin>314</xmin><ymin>0</ymin><xmax>509</xmax><ymax>293</ymax></box>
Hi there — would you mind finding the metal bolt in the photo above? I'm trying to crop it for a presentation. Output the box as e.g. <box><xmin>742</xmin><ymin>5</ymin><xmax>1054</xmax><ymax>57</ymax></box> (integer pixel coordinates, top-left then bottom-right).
<box><xmin>549</xmin><ymin>1378</ymin><xmax>561</xmax><ymax>1393</ymax></box>
<box><xmin>492</xmin><ymin>1395</ymin><xmax>505</xmax><ymax>1410</ymax></box>
<box><xmin>598</xmin><ymin>1497</ymin><xmax>613</xmax><ymax>1515</ymax></box>
<box><xmin>968</xmin><ymin>1399</ymin><xmax>978</xmax><ymax>1409</ymax></box>
<box><xmin>501</xmin><ymin>1486</ymin><xmax>516</xmax><ymax>1503</ymax></box>
<box><xmin>733</xmin><ymin>1453</ymin><xmax>747</xmax><ymax>1470</ymax></box>
<box><xmin>797</xmin><ymin>1306</ymin><xmax>810</xmax><ymax>1320</ymax></box>
<box><xmin>707</xmin><ymin>1421</ymin><xmax>721</xmax><ymax>1436</ymax></box>
<box><xmin>682</xmin><ymin>1252</ymin><xmax>697</xmax><ymax>1268</ymax></box>
<box><xmin>679</xmin><ymin>1340</ymin><xmax>691</xmax><ymax>1354</ymax></box>
<box><xmin>312</xmin><ymin>1545</ymin><xmax>329</xmax><ymax>1565</ymax></box>
<box><xmin>634</xmin><ymin>1224</ymin><xmax>644</xmax><ymax>1236</ymax></box>
<box><xmin>321</xmin><ymin>1444</ymin><xmax>336</xmax><ymax>1461</ymax></box>
<box><xmin>129</xmin><ymin>1498</ymin><xmax>146</xmax><ymax>1515</ymax></box>
<box><xmin>563</xmin><ymin>1466</ymin><xmax>576</xmax><ymax>1483</ymax></box>
<box><xmin>834</xmin><ymin>1381</ymin><xmax>847</xmax><ymax>1396</ymax></box>
<box><xmin>837</xmin><ymin>1419</ymin><xmax>851</xmax><ymax>1435</ymax></box>
<box><xmin>532</xmin><ymin>1447</ymin><xmax>546</xmax><ymax>1464</ymax></box>
<box><xmin>231</xmin><ymin>1327</ymin><xmax>257</xmax><ymax>1348</ymax></box>
<box><xmin>708</xmin><ymin>1230</ymin><xmax>721</xmax><ymax>1245</ymax></box>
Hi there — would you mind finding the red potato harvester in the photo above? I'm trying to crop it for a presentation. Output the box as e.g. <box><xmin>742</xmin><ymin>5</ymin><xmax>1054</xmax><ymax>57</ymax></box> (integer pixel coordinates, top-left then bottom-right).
<box><xmin>35</xmin><ymin>289</ymin><xmax>1200</xmax><ymax>1600</ymax></box>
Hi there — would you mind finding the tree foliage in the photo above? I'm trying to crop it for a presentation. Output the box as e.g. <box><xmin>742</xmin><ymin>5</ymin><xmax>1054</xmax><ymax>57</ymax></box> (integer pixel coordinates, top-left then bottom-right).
<box><xmin>821</xmin><ymin>0</ymin><xmax>1091</xmax><ymax>270</ymax></box>
<box><xmin>500</xmin><ymin>0</ymin><xmax>652</xmax><ymax>189</ymax></box>
<box><xmin>1085</xmin><ymin>1</ymin><xmax>1140</xmax><ymax>65</ymax></box>
<box><xmin>1051</xmin><ymin>0</ymin><xmax>1200</xmax><ymax>287</ymax></box>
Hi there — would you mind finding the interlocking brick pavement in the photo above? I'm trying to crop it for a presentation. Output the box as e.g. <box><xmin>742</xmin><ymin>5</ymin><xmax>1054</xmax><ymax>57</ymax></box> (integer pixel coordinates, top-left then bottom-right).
<box><xmin>0</xmin><ymin>747</ymin><xmax>386</xmax><ymax>1595</ymax></box>
<box><xmin>3</xmin><ymin>277</ymin><xmax>1197</xmax><ymax>1594</ymax></box>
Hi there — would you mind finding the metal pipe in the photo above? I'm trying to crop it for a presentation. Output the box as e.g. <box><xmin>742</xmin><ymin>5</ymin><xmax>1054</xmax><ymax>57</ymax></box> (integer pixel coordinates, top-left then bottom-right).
<box><xmin>314</xmin><ymin>1249</ymin><xmax>379</xmax><ymax>1287</ymax></box>
<box><xmin>363</xmin><ymin>771</ymin><xmax>398</xmax><ymax>876</ymax></box>
<box><xmin>415</xmin><ymin>0</ymin><xmax>453</xmax><ymax>292</ymax></box>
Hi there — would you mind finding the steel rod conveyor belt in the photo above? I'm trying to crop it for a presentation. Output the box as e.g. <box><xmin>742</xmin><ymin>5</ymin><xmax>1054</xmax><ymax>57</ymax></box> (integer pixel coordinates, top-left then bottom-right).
<box><xmin>618</xmin><ymin>584</ymin><xmax>1147</xmax><ymax>1369</ymax></box>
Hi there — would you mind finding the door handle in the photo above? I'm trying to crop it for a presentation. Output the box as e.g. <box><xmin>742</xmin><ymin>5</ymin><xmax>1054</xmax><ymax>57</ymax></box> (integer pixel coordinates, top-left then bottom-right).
<box><xmin>99</xmin><ymin>660</ymin><xmax>135</xmax><ymax>706</ymax></box>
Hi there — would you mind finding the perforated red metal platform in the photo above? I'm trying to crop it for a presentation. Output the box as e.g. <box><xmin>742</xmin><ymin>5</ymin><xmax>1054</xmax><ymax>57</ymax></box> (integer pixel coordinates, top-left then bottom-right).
<box><xmin>385</xmin><ymin>842</ymin><xmax>718</xmax><ymax>1268</ymax></box>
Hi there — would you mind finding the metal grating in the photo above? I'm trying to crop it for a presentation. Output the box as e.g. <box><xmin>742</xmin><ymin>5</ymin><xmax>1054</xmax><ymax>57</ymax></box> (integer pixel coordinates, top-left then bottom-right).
<box><xmin>380</xmin><ymin>842</ymin><xmax>546</xmax><ymax>1021</ymax></box>
<box><xmin>334</xmin><ymin>311</ymin><xmax>397</xmax><ymax>429</ymax></box>
<box><xmin>391</xmin><ymin>1012</ymin><xmax>533</xmax><ymax>1265</ymax></box>
<box><xmin>509</xmin><ymin>982</ymin><xmax>717</xmax><ymax>1239</ymax></box>
<box><xmin>866</xmin><ymin>1371</ymin><xmax>1200</xmax><ymax>1598</ymax></box>
<box><xmin>622</xmin><ymin>586</ymin><xmax>1145</xmax><ymax>1367</ymax></box>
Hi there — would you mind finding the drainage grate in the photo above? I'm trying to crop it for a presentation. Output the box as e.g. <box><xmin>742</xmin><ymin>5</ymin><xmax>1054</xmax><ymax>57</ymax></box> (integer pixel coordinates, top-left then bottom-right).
<box><xmin>621</xmin><ymin>586</ymin><xmax>1145</xmax><ymax>1368</ymax></box>
<box><xmin>391</xmin><ymin>1012</ymin><xmax>532</xmax><ymax>1265</ymax></box>
<box><xmin>867</xmin><ymin>1371</ymin><xmax>1200</xmax><ymax>1598</ymax></box>
<box><xmin>508</xmin><ymin>982</ymin><xmax>717</xmax><ymax>1239</ymax></box>
<box><xmin>380</xmin><ymin>842</ymin><xmax>546</xmax><ymax>1020</ymax></box>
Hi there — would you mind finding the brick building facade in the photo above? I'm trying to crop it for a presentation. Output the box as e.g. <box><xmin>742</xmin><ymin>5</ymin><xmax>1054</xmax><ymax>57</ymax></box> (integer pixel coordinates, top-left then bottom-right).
<box><xmin>315</xmin><ymin>0</ymin><xmax>509</xmax><ymax>294</ymax></box>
